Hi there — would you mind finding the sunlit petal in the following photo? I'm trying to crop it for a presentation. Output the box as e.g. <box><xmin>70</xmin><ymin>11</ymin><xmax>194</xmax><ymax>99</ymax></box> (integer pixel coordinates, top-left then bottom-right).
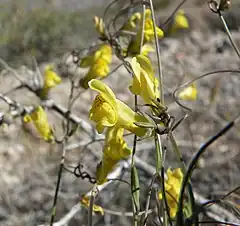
<box><xmin>96</xmin><ymin>127</ymin><xmax>132</xmax><ymax>184</ymax></box>
<box><xmin>178</xmin><ymin>83</ymin><xmax>197</xmax><ymax>101</ymax></box>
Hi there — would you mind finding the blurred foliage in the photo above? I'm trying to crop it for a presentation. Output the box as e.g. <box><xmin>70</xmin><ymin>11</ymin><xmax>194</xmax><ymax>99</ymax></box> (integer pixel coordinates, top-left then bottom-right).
<box><xmin>0</xmin><ymin>0</ymin><xmax>175</xmax><ymax>65</ymax></box>
<box><xmin>0</xmin><ymin>2</ymin><xmax>100</xmax><ymax>65</ymax></box>
<box><xmin>0</xmin><ymin>0</ymin><xmax>239</xmax><ymax>66</ymax></box>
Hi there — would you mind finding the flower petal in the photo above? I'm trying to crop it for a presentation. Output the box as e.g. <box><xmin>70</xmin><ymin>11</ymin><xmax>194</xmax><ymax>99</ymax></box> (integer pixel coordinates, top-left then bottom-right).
<box><xmin>80</xmin><ymin>195</ymin><xmax>104</xmax><ymax>215</ymax></box>
<box><xmin>89</xmin><ymin>95</ymin><xmax>117</xmax><ymax>133</ymax></box>
<box><xmin>174</xmin><ymin>10</ymin><xmax>189</xmax><ymax>29</ymax></box>
<box><xmin>96</xmin><ymin>127</ymin><xmax>132</xmax><ymax>184</ymax></box>
<box><xmin>23</xmin><ymin>106</ymin><xmax>54</xmax><ymax>142</ymax></box>
<box><xmin>116</xmin><ymin>100</ymin><xmax>148</xmax><ymax>137</ymax></box>
<box><xmin>129</xmin><ymin>57</ymin><xmax>141</xmax><ymax>95</ymax></box>
<box><xmin>89</xmin><ymin>79</ymin><xmax>117</xmax><ymax>111</ymax></box>
<box><xmin>178</xmin><ymin>83</ymin><xmax>197</xmax><ymax>101</ymax></box>
<box><xmin>159</xmin><ymin>168</ymin><xmax>183</xmax><ymax>218</ymax></box>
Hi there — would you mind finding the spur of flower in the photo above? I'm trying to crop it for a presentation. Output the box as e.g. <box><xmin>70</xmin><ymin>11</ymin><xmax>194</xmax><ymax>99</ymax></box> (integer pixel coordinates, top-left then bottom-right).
<box><xmin>80</xmin><ymin>44</ymin><xmax>112</xmax><ymax>89</ymax></box>
<box><xmin>129</xmin><ymin>54</ymin><xmax>159</xmax><ymax>105</ymax></box>
<box><xmin>39</xmin><ymin>65</ymin><xmax>62</xmax><ymax>99</ymax></box>
<box><xmin>159</xmin><ymin>168</ymin><xmax>183</xmax><ymax>218</ymax></box>
<box><xmin>96</xmin><ymin>127</ymin><xmax>131</xmax><ymax>184</ymax></box>
<box><xmin>127</xmin><ymin>9</ymin><xmax>164</xmax><ymax>55</ymax></box>
<box><xmin>23</xmin><ymin>106</ymin><xmax>54</xmax><ymax>142</ymax></box>
<box><xmin>89</xmin><ymin>79</ymin><xmax>148</xmax><ymax>137</ymax></box>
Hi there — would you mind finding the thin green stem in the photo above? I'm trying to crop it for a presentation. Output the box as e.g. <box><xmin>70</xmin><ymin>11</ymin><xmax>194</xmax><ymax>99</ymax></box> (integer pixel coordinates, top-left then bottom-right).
<box><xmin>148</xmin><ymin>0</ymin><xmax>164</xmax><ymax>104</ymax></box>
<box><xmin>139</xmin><ymin>1</ymin><xmax>146</xmax><ymax>54</ymax></box>
<box><xmin>131</xmin><ymin>93</ymin><xmax>139</xmax><ymax>226</ymax></box>
<box><xmin>50</xmin><ymin>142</ymin><xmax>66</xmax><ymax>226</ymax></box>
<box><xmin>143</xmin><ymin>174</ymin><xmax>157</xmax><ymax>226</ymax></box>
<box><xmin>50</xmin><ymin>79</ymin><xmax>76</xmax><ymax>225</ymax></box>
<box><xmin>169</xmin><ymin>133</ymin><xmax>186</xmax><ymax>173</ymax></box>
<box><xmin>161</xmin><ymin>167</ymin><xmax>172</xmax><ymax>226</ymax></box>
<box><xmin>88</xmin><ymin>185</ymin><xmax>97</xmax><ymax>226</ymax></box>
<box><xmin>169</xmin><ymin>133</ymin><xmax>197</xmax><ymax>223</ymax></box>
<box><xmin>219</xmin><ymin>13</ymin><xmax>240</xmax><ymax>60</ymax></box>
<box><xmin>155</xmin><ymin>132</ymin><xmax>163</xmax><ymax>173</ymax></box>
<box><xmin>154</xmin><ymin>132</ymin><xmax>171</xmax><ymax>225</ymax></box>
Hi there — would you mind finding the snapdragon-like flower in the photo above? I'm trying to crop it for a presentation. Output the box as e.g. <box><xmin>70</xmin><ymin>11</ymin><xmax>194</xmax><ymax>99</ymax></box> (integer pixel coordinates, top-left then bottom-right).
<box><xmin>128</xmin><ymin>9</ymin><xmax>164</xmax><ymax>55</ymax></box>
<box><xmin>173</xmin><ymin>10</ymin><xmax>189</xmax><ymax>30</ymax></box>
<box><xmin>96</xmin><ymin>127</ymin><xmax>131</xmax><ymax>184</ymax></box>
<box><xmin>121</xmin><ymin>12</ymin><xmax>141</xmax><ymax>32</ymax></box>
<box><xmin>80</xmin><ymin>44</ymin><xmax>112</xmax><ymax>89</ymax></box>
<box><xmin>89</xmin><ymin>79</ymin><xmax>148</xmax><ymax>136</ymax></box>
<box><xmin>23</xmin><ymin>106</ymin><xmax>54</xmax><ymax>142</ymax></box>
<box><xmin>169</xmin><ymin>10</ymin><xmax>189</xmax><ymax>35</ymax></box>
<box><xmin>159</xmin><ymin>168</ymin><xmax>183</xmax><ymax>218</ymax></box>
<box><xmin>143</xmin><ymin>9</ymin><xmax>164</xmax><ymax>42</ymax></box>
<box><xmin>40</xmin><ymin>65</ymin><xmax>62</xmax><ymax>99</ymax></box>
<box><xmin>130</xmin><ymin>54</ymin><xmax>159</xmax><ymax>104</ymax></box>
<box><xmin>178</xmin><ymin>83</ymin><xmax>197</xmax><ymax>100</ymax></box>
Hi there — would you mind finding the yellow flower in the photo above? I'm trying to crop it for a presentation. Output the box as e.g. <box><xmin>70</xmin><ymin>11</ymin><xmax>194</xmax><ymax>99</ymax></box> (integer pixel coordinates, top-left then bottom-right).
<box><xmin>80</xmin><ymin>195</ymin><xmax>104</xmax><ymax>215</ymax></box>
<box><xmin>141</xmin><ymin>44</ymin><xmax>155</xmax><ymax>56</ymax></box>
<box><xmin>89</xmin><ymin>79</ymin><xmax>148</xmax><ymax>136</ymax></box>
<box><xmin>80</xmin><ymin>44</ymin><xmax>112</xmax><ymax>89</ymax></box>
<box><xmin>173</xmin><ymin>10</ymin><xmax>189</xmax><ymax>30</ymax></box>
<box><xmin>121</xmin><ymin>12</ymin><xmax>141</xmax><ymax>32</ymax></box>
<box><xmin>169</xmin><ymin>10</ymin><xmax>189</xmax><ymax>35</ymax></box>
<box><xmin>40</xmin><ymin>65</ymin><xmax>62</xmax><ymax>99</ymax></box>
<box><xmin>143</xmin><ymin>9</ymin><xmax>164</xmax><ymax>42</ymax></box>
<box><xmin>80</xmin><ymin>44</ymin><xmax>112</xmax><ymax>67</ymax></box>
<box><xmin>159</xmin><ymin>168</ymin><xmax>183</xmax><ymax>218</ymax></box>
<box><xmin>23</xmin><ymin>106</ymin><xmax>54</xmax><ymax>142</ymax></box>
<box><xmin>128</xmin><ymin>9</ymin><xmax>164</xmax><ymax>55</ymax></box>
<box><xmin>96</xmin><ymin>127</ymin><xmax>131</xmax><ymax>184</ymax></box>
<box><xmin>178</xmin><ymin>83</ymin><xmax>197</xmax><ymax>101</ymax></box>
<box><xmin>130</xmin><ymin>54</ymin><xmax>159</xmax><ymax>104</ymax></box>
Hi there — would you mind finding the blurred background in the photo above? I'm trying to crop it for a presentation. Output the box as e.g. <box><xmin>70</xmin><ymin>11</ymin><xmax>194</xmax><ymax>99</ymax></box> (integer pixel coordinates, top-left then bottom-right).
<box><xmin>0</xmin><ymin>0</ymin><xmax>239</xmax><ymax>65</ymax></box>
<box><xmin>0</xmin><ymin>0</ymin><xmax>239</xmax><ymax>225</ymax></box>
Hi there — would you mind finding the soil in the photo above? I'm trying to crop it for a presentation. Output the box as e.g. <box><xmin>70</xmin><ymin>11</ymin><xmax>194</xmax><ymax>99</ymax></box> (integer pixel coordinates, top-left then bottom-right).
<box><xmin>0</xmin><ymin>1</ymin><xmax>239</xmax><ymax>225</ymax></box>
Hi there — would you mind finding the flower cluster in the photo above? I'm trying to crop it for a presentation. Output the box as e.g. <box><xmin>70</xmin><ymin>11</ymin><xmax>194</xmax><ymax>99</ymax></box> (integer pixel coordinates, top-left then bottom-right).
<box><xmin>125</xmin><ymin>9</ymin><xmax>164</xmax><ymax>55</ymax></box>
<box><xmin>23</xmin><ymin>106</ymin><xmax>54</xmax><ymax>142</ymax></box>
<box><xmin>87</xmin><ymin>52</ymin><xmax>162</xmax><ymax>183</ymax></box>
<box><xmin>88</xmin><ymin>79</ymin><xmax>149</xmax><ymax>184</ymax></box>
<box><xmin>85</xmin><ymin>9</ymin><xmax>195</xmax><ymax>185</ymax></box>
<box><xmin>39</xmin><ymin>65</ymin><xmax>62</xmax><ymax>99</ymax></box>
<box><xmin>130</xmin><ymin>54</ymin><xmax>159</xmax><ymax>105</ymax></box>
<box><xmin>80</xmin><ymin>44</ymin><xmax>112</xmax><ymax>89</ymax></box>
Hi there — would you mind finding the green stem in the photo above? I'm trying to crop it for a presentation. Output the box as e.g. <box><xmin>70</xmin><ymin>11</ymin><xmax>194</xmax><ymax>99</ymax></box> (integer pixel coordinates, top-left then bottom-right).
<box><xmin>219</xmin><ymin>13</ymin><xmax>240</xmax><ymax>60</ymax></box>
<box><xmin>50</xmin><ymin>142</ymin><xmax>66</xmax><ymax>226</ymax></box>
<box><xmin>139</xmin><ymin>1</ymin><xmax>146</xmax><ymax>54</ymax></box>
<box><xmin>154</xmin><ymin>132</ymin><xmax>163</xmax><ymax>173</ymax></box>
<box><xmin>148</xmin><ymin>0</ymin><xmax>164</xmax><ymax>104</ymax></box>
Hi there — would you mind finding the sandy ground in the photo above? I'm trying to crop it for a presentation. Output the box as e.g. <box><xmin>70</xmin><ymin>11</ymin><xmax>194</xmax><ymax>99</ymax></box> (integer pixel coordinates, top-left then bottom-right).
<box><xmin>0</xmin><ymin>1</ymin><xmax>239</xmax><ymax>225</ymax></box>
